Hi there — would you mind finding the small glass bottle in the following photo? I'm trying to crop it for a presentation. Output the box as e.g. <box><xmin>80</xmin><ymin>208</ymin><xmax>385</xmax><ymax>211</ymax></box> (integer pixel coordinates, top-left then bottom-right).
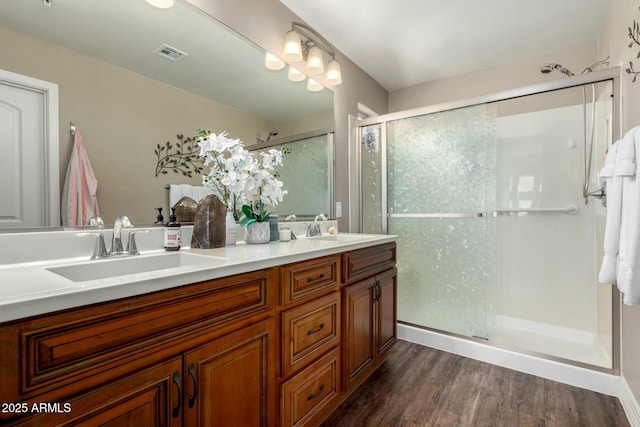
<box><xmin>164</xmin><ymin>208</ymin><xmax>182</xmax><ymax>251</ymax></box>
<box><xmin>225</xmin><ymin>208</ymin><xmax>237</xmax><ymax>246</ymax></box>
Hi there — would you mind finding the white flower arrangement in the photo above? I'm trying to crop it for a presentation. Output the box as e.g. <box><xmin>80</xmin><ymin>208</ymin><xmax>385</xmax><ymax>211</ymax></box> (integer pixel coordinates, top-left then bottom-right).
<box><xmin>197</xmin><ymin>130</ymin><xmax>287</xmax><ymax>225</ymax></box>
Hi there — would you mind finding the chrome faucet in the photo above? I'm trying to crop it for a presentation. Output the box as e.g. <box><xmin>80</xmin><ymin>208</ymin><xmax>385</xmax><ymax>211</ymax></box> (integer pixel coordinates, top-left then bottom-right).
<box><xmin>306</xmin><ymin>214</ymin><xmax>327</xmax><ymax>237</ymax></box>
<box><xmin>111</xmin><ymin>215</ymin><xmax>133</xmax><ymax>255</ymax></box>
<box><xmin>77</xmin><ymin>215</ymin><xmax>149</xmax><ymax>259</ymax></box>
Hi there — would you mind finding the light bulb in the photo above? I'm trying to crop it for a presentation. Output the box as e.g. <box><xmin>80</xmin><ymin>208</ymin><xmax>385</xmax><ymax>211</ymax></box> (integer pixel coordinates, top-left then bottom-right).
<box><xmin>307</xmin><ymin>78</ymin><xmax>324</xmax><ymax>92</ymax></box>
<box><xmin>145</xmin><ymin>0</ymin><xmax>174</xmax><ymax>9</ymax></box>
<box><xmin>283</xmin><ymin>30</ymin><xmax>303</xmax><ymax>63</ymax></box>
<box><xmin>265</xmin><ymin>52</ymin><xmax>285</xmax><ymax>71</ymax></box>
<box><xmin>288</xmin><ymin>66</ymin><xmax>306</xmax><ymax>82</ymax></box>
<box><xmin>325</xmin><ymin>59</ymin><xmax>342</xmax><ymax>85</ymax></box>
<box><xmin>305</xmin><ymin>46</ymin><xmax>324</xmax><ymax>75</ymax></box>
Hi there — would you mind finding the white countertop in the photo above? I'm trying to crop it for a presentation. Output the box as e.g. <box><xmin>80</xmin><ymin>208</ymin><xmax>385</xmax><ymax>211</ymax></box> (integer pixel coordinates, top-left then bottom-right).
<box><xmin>0</xmin><ymin>233</ymin><xmax>396</xmax><ymax>323</ymax></box>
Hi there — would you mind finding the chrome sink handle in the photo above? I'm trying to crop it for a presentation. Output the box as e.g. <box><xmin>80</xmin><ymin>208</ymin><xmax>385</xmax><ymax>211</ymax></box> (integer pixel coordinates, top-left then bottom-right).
<box><xmin>76</xmin><ymin>232</ymin><xmax>109</xmax><ymax>260</ymax></box>
<box><xmin>125</xmin><ymin>229</ymin><xmax>150</xmax><ymax>255</ymax></box>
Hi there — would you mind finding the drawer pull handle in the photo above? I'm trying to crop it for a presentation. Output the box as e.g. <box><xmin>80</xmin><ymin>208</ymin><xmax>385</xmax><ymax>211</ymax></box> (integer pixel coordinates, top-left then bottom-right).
<box><xmin>306</xmin><ymin>323</ymin><xmax>325</xmax><ymax>336</ymax></box>
<box><xmin>188</xmin><ymin>362</ymin><xmax>198</xmax><ymax>409</ymax></box>
<box><xmin>172</xmin><ymin>370</ymin><xmax>182</xmax><ymax>418</ymax></box>
<box><xmin>306</xmin><ymin>384</ymin><xmax>325</xmax><ymax>401</ymax></box>
<box><xmin>306</xmin><ymin>273</ymin><xmax>325</xmax><ymax>283</ymax></box>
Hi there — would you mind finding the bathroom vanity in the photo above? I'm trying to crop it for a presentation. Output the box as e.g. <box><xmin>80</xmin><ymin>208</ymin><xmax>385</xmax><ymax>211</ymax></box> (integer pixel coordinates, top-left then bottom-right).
<box><xmin>0</xmin><ymin>232</ymin><xmax>396</xmax><ymax>426</ymax></box>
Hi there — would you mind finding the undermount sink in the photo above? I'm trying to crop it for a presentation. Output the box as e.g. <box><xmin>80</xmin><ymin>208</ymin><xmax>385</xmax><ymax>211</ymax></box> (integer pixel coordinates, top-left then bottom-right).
<box><xmin>315</xmin><ymin>234</ymin><xmax>374</xmax><ymax>243</ymax></box>
<box><xmin>47</xmin><ymin>252</ymin><xmax>225</xmax><ymax>283</ymax></box>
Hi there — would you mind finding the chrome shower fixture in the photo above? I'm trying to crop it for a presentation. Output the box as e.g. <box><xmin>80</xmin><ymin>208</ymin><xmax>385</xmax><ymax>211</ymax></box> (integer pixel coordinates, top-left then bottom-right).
<box><xmin>255</xmin><ymin>130</ymin><xmax>279</xmax><ymax>144</ymax></box>
<box><xmin>539</xmin><ymin>63</ymin><xmax>575</xmax><ymax>76</ymax></box>
<box><xmin>581</xmin><ymin>56</ymin><xmax>610</xmax><ymax>74</ymax></box>
<box><xmin>539</xmin><ymin>57</ymin><xmax>610</xmax><ymax>77</ymax></box>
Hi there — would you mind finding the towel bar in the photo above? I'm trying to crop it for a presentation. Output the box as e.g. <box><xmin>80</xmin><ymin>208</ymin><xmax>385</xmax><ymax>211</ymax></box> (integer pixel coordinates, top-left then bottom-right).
<box><xmin>492</xmin><ymin>205</ymin><xmax>579</xmax><ymax>216</ymax></box>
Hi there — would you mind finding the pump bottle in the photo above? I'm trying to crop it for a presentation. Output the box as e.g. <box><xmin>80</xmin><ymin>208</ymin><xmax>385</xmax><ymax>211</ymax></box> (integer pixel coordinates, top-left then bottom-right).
<box><xmin>164</xmin><ymin>208</ymin><xmax>182</xmax><ymax>251</ymax></box>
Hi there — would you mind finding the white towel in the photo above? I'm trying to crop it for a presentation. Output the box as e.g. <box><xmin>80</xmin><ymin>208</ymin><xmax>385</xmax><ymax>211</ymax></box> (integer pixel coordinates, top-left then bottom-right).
<box><xmin>598</xmin><ymin>140</ymin><xmax>621</xmax><ymax>285</ymax></box>
<box><xmin>599</xmin><ymin>125</ymin><xmax>640</xmax><ymax>305</ymax></box>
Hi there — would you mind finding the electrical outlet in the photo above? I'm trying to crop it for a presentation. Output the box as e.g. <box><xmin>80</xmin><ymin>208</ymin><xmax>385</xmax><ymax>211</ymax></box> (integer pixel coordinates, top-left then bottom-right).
<box><xmin>336</xmin><ymin>202</ymin><xmax>342</xmax><ymax>218</ymax></box>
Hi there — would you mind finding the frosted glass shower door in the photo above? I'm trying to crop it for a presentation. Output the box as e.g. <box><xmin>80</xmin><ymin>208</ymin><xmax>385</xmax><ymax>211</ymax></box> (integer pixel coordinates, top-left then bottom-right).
<box><xmin>386</xmin><ymin>105</ymin><xmax>497</xmax><ymax>338</ymax></box>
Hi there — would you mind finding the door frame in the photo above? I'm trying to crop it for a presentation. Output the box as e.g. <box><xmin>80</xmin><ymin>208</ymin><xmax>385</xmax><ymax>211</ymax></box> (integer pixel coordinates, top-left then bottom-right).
<box><xmin>0</xmin><ymin>69</ymin><xmax>59</xmax><ymax>227</ymax></box>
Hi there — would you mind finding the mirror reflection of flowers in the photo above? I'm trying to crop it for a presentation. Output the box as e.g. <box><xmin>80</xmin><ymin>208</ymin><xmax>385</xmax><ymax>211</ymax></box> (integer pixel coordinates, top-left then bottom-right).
<box><xmin>197</xmin><ymin>130</ymin><xmax>287</xmax><ymax>225</ymax></box>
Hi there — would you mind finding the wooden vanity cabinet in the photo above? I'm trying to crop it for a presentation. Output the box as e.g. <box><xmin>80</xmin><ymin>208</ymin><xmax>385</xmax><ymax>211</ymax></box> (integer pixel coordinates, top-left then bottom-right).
<box><xmin>0</xmin><ymin>241</ymin><xmax>396</xmax><ymax>427</ymax></box>
<box><xmin>278</xmin><ymin>243</ymin><xmax>398</xmax><ymax>427</ymax></box>
<box><xmin>183</xmin><ymin>319</ymin><xmax>276</xmax><ymax>427</ymax></box>
<box><xmin>341</xmin><ymin>244</ymin><xmax>397</xmax><ymax>393</ymax></box>
<box><xmin>0</xmin><ymin>268</ymin><xmax>276</xmax><ymax>427</ymax></box>
<box><xmin>278</xmin><ymin>255</ymin><xmax>342</xmax><ymax>427</ymax></box>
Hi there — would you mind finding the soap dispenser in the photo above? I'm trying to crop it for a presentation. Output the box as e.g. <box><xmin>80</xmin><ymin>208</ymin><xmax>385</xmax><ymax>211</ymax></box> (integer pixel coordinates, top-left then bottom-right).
<box><xmin>164</xmin><ymin>208</ymin><xmax>181</xmax><ymax>251</ymax></box>
<box><xmin>155</xmin><ymin>207</ymin><xmax>164</xmax><ymax>224</ymax></box>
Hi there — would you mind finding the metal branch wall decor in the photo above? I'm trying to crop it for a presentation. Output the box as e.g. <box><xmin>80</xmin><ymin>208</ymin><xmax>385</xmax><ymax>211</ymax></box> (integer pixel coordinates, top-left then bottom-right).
<box><xmin>627</xmin><ymin>5</ymin><xmax>640</xmax><ymax>82</ymax></box>
<box><xmin>154</xmin><ymin>134</ymin><xmax>203</xmax><ymax>178</ymax></box>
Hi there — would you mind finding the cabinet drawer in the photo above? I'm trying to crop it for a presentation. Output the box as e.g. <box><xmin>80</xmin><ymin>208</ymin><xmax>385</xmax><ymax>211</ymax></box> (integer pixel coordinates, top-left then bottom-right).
<box><xmin>281</xmin><ymin>293</ymin><xmax>340</xmax><ymax>377</ymax></box>
<box><xmin>280</xmin><ymin>255</ymin><xmax>339</xmax><ymax>306</ymax></box>
<box><xmin>342</xmin><ymin>243</ymin><xmax>396</xmax><ymax>284</ymax></box>
<box><xmin>18</xmin><ymin>269</ymin><xmax>273</xmax><ymax>396</ymax></box>
<box><xmin>281</xmin><ymin>347</ymin><xmax>340</xmax><ymax>427</ymax></box>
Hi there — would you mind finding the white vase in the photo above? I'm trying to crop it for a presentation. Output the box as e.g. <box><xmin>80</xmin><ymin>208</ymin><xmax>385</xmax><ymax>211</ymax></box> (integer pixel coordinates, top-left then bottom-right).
<box><xmin>244</xmin><ymin>222</ymin><xmax>270</xmax><ymax>244</ymax></box>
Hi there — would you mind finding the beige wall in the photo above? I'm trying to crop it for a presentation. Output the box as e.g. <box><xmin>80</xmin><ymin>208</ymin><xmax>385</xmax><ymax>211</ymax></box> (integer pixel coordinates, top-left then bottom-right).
<box><xmin>276</xmin><ymin>108</ymin><xmax>335</xmax><ymax>138</ymax></box>
<box><xmin>599</xmin><ymin>0</ymin><xmax>640</xmax><ymax>406</ymax></box>
<box><xmin>389</xmin><ymin>40</ymin><xmax>597</xmax><ymax>112</ymax></box>
<box><xmin>0</xmin><ymin>25</ymin><xmax>274</xmax><ymax>225</ymax></box>
<box><xmin>185</xmin><ymin>0</ymin><xmax>389</xmax><ymax>231</ymax></box>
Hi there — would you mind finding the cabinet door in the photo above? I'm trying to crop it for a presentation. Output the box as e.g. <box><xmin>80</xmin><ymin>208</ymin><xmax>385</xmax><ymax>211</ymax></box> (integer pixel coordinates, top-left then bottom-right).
<box><xmin>376</xmin><ymin>268</ymin><xmax>397</xmax><ymax>358</ymax></box>
<box><xmin>342</xmin><ymin>277</ymin><xmax>376</xmax><ymax>390</ymax></box>
<box><xmin>184</xmin><ymin>320</ymin><xmax>275</xmax><ymax>427</ymax></box>
<box><xmin>13</xmin><ymin>357</ymin><xmax>183</xmax><ymax>427</ymax></box>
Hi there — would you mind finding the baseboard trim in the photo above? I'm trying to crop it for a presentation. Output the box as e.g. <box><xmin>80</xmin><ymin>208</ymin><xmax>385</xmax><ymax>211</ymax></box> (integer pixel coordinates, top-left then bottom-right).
<box><xmin>398</xmin><ymin>323</ymin><xmax>619</xmax><ymax>396</ymax></box>
<box><xmin>620</xmin><ymin>376</ymin><xmax>640</xmax><ymax>427</ymax></box>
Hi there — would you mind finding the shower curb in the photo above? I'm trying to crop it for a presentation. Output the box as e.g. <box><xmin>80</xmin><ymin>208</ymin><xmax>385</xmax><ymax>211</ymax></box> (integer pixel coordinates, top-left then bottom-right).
<box><xmin>397</xmin><ymin>323</ymin><xmax>619</xmax><ymax>396</ymax></box>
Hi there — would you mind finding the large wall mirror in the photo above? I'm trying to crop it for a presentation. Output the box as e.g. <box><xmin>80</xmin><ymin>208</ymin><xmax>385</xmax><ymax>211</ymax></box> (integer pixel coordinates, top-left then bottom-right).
<box><xmin>0</xmin><ymin>0</ymin><xmax>334</xmax><ymax>230</ymax></box>
<box><xmin>250</xmin><ymin>130</ymin><xmax>335</xmax><ymax>220</ymax></box>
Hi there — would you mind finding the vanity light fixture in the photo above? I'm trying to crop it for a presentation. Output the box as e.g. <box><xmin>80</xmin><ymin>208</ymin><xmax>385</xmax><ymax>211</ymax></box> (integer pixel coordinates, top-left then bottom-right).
<box><xmin>145</xmin><ymin>0</ymin><xmax>174</xmax><ymax>9</ymax></box>
<box><xmin>267</xmin><ymin>21</ymin><xmax>342</xmax><ymax>89</ymax></box>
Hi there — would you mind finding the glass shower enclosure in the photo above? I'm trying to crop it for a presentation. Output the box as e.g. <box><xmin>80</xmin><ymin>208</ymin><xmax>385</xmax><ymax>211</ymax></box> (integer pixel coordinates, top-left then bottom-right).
<box><xmin>357</xmin><ymin>74</ymin><xmax>618</xmax><ymax>370</ymax></box>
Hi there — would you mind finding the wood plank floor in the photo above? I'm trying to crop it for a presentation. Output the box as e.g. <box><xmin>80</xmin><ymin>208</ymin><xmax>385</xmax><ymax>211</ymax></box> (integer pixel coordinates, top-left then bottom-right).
<box><xmin>321</xmin><ymin>340</ymin><xmax>630</xmax><ymax>427</ymax></box>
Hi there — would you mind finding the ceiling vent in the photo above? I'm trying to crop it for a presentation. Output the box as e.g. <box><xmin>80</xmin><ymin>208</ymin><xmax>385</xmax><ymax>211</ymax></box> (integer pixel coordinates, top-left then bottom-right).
<box><xmin>153</xmin><ymin>44</ymin><xmax>188</xmax><ymax>62</ymax></box>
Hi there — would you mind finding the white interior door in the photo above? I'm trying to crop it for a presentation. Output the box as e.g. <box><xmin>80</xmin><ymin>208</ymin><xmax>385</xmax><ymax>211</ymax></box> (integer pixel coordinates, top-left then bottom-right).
<box><xmin>0</xmin><ymin>70</ymin><xmax>59</xmax><ymax>229</ymax></box>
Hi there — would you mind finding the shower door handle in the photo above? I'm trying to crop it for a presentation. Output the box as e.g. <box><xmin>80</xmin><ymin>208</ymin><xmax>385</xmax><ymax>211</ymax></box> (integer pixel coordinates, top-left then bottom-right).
<box><xmin>389</xmin><ymin>212</ymin><xmax>485</xmax><ymax>218</ymax></box>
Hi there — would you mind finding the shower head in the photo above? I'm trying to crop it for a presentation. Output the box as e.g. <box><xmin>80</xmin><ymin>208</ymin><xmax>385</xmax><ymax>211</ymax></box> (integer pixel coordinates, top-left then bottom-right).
<box><xmin>539</xmin><ymin>63</ymin><xmax>575</xmax><ymax>76</ymax></box>
<box><xmin>540</xmin><ymin>64</ymin><xmax>554</xmax><ymax>74</ymax></box>
<box><xmin>581</xmin><ymin>56</ymin><xmax>610</xmax><ymax>74</ymax></box>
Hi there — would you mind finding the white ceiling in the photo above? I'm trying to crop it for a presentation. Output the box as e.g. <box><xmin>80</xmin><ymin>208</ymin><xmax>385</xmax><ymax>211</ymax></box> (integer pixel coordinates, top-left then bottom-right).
<box><xmin>280</xmin><ymin>0</ymin><xmax>611</xmax><ymax>91</ymax></box>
